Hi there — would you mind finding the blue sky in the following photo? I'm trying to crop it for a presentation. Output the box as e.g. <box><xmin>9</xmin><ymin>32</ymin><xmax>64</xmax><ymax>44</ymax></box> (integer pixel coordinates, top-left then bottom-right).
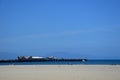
<box><xmin>0</xmin><ymin>0</ymin><xmax>120</xmax><ymax>59</ymax></box>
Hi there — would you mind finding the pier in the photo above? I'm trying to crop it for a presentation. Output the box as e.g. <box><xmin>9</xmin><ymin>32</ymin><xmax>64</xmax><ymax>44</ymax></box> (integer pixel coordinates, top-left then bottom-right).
<box><xmin>0</xmin><ymin>56</ymin><xmax>87</xmax><ymax>62</ymax></box>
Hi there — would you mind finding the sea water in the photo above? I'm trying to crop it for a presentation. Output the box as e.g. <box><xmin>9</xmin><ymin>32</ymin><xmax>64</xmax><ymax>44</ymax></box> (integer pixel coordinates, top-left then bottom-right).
<box><xmin>0</xmin><ymin>60</ymin><xmax>120</xmax><ymax>65</ymax></box>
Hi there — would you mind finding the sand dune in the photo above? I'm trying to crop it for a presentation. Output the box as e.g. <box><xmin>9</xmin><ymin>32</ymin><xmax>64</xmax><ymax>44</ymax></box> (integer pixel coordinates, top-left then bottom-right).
<box><xmin>0</xmin><ymin>65</ymin><xmax>120</xmax><ymax>80</ymax></box>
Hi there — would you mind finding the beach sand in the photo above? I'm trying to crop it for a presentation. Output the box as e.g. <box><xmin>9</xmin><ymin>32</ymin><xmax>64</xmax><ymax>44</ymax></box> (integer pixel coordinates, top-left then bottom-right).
<box><xmin>0</xmin><ymin>65</ymin><xmax>120</xmax><ymax>80</ymax></box>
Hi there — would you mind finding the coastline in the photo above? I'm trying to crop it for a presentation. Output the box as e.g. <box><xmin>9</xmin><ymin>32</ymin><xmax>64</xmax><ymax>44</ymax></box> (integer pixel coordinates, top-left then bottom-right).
<box><xmin>0</xmin><ymin>65</ymin><xmax>120</xmax><ymax>80</ymax></box>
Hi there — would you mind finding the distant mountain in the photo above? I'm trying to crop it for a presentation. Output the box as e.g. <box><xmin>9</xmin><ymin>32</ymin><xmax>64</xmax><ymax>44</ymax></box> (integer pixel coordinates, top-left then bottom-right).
<box><xmin>0</xmin><ymin>52</ymin><xmax>18</xmax><ymax>59</ymax></box>
<box><xmin>0</xmin><ymin>51</ymin><xmax>88</xmax><ymax>59</ymax></box>
<box><xmin>45</xmin><ymin>52</ymin><xmax>87</xmax><ymax>59</ymax></box>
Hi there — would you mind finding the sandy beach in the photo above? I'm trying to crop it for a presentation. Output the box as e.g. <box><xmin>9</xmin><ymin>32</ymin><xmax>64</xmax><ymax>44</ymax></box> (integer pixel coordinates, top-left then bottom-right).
<box><xmin>0</xmin><ymin>65</ymin><xmax>120</xmax><ymax>80</ymax></box>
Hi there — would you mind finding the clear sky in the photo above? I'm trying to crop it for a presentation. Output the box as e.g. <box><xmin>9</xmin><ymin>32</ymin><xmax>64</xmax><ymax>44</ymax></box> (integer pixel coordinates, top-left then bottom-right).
<box><xmin>0</xmin><ymin>0</ymin><xmax>120</xmax><ymax>59</ymax></box>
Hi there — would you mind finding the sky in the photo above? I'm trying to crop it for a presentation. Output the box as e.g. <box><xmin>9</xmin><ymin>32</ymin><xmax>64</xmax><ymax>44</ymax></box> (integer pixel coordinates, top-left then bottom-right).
<box><xmin>0</xmin><ymin>0</ymin><xmax>120</xmax><ymax>59</ymax></box>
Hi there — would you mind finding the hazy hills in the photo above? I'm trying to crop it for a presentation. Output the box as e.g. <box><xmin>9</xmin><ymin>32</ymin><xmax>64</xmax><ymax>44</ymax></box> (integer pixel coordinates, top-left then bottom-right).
<box><xmin>0</xmin><ymin>52</ymin><xmax>87</xmax><ymax>59</ymax></box>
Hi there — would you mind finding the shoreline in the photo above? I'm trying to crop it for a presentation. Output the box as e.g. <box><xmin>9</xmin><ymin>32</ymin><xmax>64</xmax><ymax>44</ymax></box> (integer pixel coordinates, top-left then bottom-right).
<box><xmin>0</xmin><ymin>64</ymin><xmax>120</xmax><ymax>66</ymax></box>
<box><xmin>0</xmin><ymin>65</ymin><xmax>120</xmax><ymax>80</ymax></box>
<box><xmin>0</xmin><ymin>63</ymin><xmax>120</xmax><ymax>66</ymax></box>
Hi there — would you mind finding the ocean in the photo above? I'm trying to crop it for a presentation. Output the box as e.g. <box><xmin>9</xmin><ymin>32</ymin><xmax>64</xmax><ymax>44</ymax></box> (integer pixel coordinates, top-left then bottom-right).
<box><xmin>0</xmin><ymin>60</ymin><xmax>120</xmax><ymax>65</ymax></box>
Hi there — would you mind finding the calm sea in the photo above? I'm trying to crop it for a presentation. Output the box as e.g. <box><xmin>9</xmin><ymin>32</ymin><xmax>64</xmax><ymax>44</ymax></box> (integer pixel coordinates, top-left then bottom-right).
<box><xmin>0</xmin><ymin>60</ymin><xmax>120</xmax><ymax>65</ymax></box>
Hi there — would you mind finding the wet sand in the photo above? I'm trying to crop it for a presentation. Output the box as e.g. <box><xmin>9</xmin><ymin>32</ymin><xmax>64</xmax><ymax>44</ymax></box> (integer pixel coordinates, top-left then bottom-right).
<box><xmin>0</xmin><ymin>65</ymin><xmax>120</xmax><ymax>80</ymax></box>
